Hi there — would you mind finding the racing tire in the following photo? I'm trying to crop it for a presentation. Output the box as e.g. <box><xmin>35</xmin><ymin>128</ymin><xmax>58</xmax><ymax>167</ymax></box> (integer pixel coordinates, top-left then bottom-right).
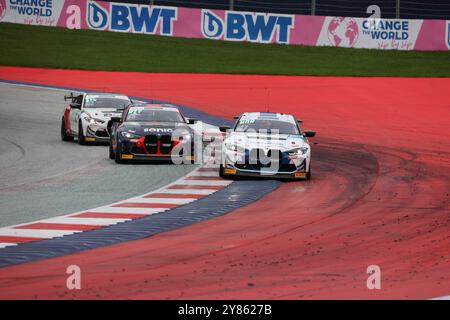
<box><xmin>114</xmin><ymin>141</ymin><xmax>125</xmax><ymax>164</ymax></box>
<box><xmin>219</xmin><ymin>164</ymin><xmax>231</xmax><ymax>179</ymax></box>
<box><xmin>61</xmin><ymin>118</ymin><xmax>74</xmax><ymax>142</ymax></box>
<box><xmin>109</xmin><ymin>142</ymin><xmax>115</xmax><ymax>160</ymax></box>
<box><xmin>306</xmin><ymin>166</ymin><xmax>311</xmax><ymax>180</ymax></box>
<box><xmin>78</xmin><ymin>122</ymin><xmax>86</xmax><ymax>145</ymax></box>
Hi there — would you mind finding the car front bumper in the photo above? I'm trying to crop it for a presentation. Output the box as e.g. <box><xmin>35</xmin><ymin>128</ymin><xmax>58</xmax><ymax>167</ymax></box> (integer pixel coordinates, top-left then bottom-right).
<box><xmin>222</xmin><ymin>165</ymin><xmax>308</xmax><ymax>179</ymax></box>
<box><xmin>222</xmin><ymin>150</ymin><xmax>310</xmax><ymax>179</ymax></box>
<box><xmin>117</xmin><ymin>137</ymin><xmax>195</xmax><ymax>163</ymax></box>
<box><xmin>86</xmin><ymin>124</ymin><xmax>109</xmax><ymax>142</ymax></box>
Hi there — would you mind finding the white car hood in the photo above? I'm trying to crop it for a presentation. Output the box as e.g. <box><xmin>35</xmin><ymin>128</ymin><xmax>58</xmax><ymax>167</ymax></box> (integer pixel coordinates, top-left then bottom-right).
<box><xmin>83</xmin><ymin>108</ymin><xmax>123</xmax><ymax>122</ymax></box>
<box><xmin>225</xmin><ymin>132</ymin><xmax>309</xmax><ymax>151</ymax></box>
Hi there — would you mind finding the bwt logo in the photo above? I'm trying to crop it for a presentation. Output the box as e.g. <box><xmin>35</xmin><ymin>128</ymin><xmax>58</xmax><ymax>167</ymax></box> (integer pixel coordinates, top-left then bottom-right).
<box><xmin>87</xmin><ymin>1</ymin><xmax>177</xmax><ymax>35</ymax></box>
<box><xmin>201</xmin><ymin>9</ymin><xmax>294</xmax><ymax>44</ymax></box>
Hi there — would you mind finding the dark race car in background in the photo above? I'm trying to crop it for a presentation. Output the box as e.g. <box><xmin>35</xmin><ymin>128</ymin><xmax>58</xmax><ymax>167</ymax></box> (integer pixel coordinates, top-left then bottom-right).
<box><xmin>61</xmin><ymin>92</ymin><xmax>132</xmax><ymax>144</ymax></box>
<box><xmin>109</xmin><ymin>103</ymin><xmax>197</xmax><ymax>164</ymax></box>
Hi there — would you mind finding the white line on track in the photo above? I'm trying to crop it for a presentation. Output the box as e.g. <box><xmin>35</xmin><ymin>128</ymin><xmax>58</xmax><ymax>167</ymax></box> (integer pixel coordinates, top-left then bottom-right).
<box><xmin>0</xmin><ymin>243</ymin><xmax>18</xmax><ymax>249</ymax></box>
<box><xmin>0</xmin><ymin>228</ymin><xmax>81</xmax><ymax>239</ymax></box>
<box><xmin>44</xmin><ymin>216</ymin><xmax>131</xmax><ymax>226</ymax></box>
<box><xmin>86</xmin><ymin>207</ymin><xmax>169</xmax><ymax>214</ymax></box>
<box><xmin>175</xmin><ymin>180</ymin><xmax>231</xmax><ymax>186</ymax></box>
<box><xmin>124</xmin><ymin>197</ymin><xmax>197</xmax><ymax>204</ymax></box>
<box><xmin>157</xmin><ymin>189</ymin><xmax>217</xmax><ymax>195</ymax></box>
<box><xmin>187</xmin><ymin>171</ymin><xmax>219</xmax><ymax>177</ymax></box>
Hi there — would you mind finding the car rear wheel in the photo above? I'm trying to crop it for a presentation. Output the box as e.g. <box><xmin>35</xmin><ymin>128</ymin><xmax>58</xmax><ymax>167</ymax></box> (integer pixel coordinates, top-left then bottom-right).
<box><xmin>61</xmin><ymin>118</ymin><xmax>73</xmax><ymax>142</ymax></box>
<box><xmin>78</xmin><ymin>122</ymin><xmax>86</xmax><ymax>145</ymax></box>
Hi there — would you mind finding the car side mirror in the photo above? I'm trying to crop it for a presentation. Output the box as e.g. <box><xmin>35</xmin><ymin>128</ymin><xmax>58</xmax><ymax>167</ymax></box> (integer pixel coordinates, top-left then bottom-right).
<box><xmin>70</xmin><ymin>103</ymin><xmax>81</xmax><ymax>109</ymax></box>
<box><xmin>233</xmin><ymin>116</ymin><xmax>239</xmax><ymax>120</ymax></box>
<box><xmin>303</xmin><ymin>130</ymin><xmax>316</xmax><ymax>138</ymax></box>
<box><xmin>297</xmin><ymin>119</ymin><xmax>303</xmax><ymax>124</ymax></box>
<box><xmin>186</xmin><ymin>118</ymin><xmax>197</xmax><ymax>124</ymax></box>
<box><xmin>219</xmin><ymin>126</ymin><xmax>231</xmax><ymax>132</ymax></box>
<box><xmin>111</xmin><ymin>117</ymin><xmax>122</xmax><ymax>123</ymax></box>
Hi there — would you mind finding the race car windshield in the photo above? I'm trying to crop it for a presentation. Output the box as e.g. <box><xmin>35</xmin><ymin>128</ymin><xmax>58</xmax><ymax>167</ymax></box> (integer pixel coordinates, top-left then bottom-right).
<box><xmin>235</xmin><ymin>119</ymin><xmax>299</xmax><ymax>135</ymax></box>
<box><xmin>126</xmin><ymin>108</ymin><xmax>184</xmax><ymax>122</ymax></box>
<box><xmin>84</xmin><ymin>97</ymin><xmax>130</xmax><ymax>109</ymax></box>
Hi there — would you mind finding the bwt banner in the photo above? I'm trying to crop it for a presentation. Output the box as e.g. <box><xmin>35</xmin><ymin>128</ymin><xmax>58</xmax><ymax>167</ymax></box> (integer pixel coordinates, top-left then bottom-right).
<box><xmin>0</xmin><ymin>0</ymin><xmax>449</xmax><ymax>51</ymax></box>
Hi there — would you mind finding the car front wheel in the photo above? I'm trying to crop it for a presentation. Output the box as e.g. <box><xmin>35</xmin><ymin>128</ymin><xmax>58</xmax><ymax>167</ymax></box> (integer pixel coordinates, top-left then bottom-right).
<box><xmin>114</xmin><ymin>140</ymin><xmax>125</xmax><ymax>164</ymax></box>
<box><xmin>306</xmin><ymin>166</ymin><xmax>311</xmax><ymax>180</ymax></box>
<box><xmin>109</xmin><ymin>141</ymin><xmax>115</xmax><ymax>159</ymax></box>
<box><xmin>78</xmin><ymin>122</ymin><xmax>86</xmax><ymax>145</ymax></box>
<box><xmin>61</xmin><ymin>118</ymin><xmax>73</xmax><ymax>142</ymax></box>
<box><xmin>219</xmin><ymin>164</ymin><xmax>231</xmax><ymax>179</ymax></box>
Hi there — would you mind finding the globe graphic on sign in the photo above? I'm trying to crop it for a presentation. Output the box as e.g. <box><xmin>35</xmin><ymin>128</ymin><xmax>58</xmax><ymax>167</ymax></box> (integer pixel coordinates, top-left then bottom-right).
<box><xmin>0</xmin><ymin>0</ymin><xmax>6</xmax><ymax>21</ymax></box>
<box><xmin>327</xmin><ymin>17</ymin><xmax>359</xmax><ymax>47</ymax></box>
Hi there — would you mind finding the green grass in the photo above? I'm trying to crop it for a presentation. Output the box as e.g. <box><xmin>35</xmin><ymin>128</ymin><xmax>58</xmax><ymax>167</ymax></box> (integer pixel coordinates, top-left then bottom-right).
<box><xmin>1</xmin><ymin>22</ymin><xmax>449</xmax><ymax>77</ymax></box>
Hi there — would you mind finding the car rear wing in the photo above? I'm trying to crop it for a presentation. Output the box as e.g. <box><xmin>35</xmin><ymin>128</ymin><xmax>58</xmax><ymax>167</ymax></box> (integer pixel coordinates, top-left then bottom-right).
<box><xmin>64</xmin><ymin>92</ymin><xmax>77</xmax><ymax>102</ymax></box>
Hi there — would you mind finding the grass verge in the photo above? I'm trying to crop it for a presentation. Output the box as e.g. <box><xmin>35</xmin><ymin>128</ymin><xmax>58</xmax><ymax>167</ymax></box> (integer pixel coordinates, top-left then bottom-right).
<box><xmin>1</xmin><ymin>22</ymin><xmax>449</xmax><ymax>77</ymax></box>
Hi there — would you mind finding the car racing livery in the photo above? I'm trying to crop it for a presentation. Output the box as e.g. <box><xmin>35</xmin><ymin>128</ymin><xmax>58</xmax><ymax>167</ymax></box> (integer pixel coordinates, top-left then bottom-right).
<box><xmin>219</xmin><ymin>112</ymin><xmax>316</xmax><ymax>180</ymax></box>
<box><xmin>109</xmin><ymin>103</ymin><xmax>197</xmax><ymax>163</ymax></box>
<box><xmin>61</xmin><ymin>92</ymin><xmax>132</xmax><ymax>144</ymax></box>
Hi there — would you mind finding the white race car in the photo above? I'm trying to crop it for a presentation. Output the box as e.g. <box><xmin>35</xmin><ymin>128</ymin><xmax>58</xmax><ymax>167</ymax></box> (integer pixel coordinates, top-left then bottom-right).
<box><xmin>219</xmin><ymin>112</ymin><xmax>316</xmax><ymax>180</ymax></box>
<box><xmin>61</xmin><ymin>92</ymin><xmax>132</xmax><ymax>144</ymax></box>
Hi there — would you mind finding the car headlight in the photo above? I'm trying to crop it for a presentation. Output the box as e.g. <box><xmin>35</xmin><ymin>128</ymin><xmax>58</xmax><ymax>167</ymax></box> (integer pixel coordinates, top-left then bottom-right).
<box><xmin>289</xmin><ymin>147</ymin><xmax>309</xmax><ymax>156</ymax></box>
<box><xmin>225</xmin><ymin>143</ymin><xmax>238</xmax><ymax>151</ymax></box>
<box><xmin>182</xmin><ymin>134</ymin><xmax>192</xmax><ymax>141</ymax></box>
<box><xmin>83</xmin><ymin>115</ymin><xmax>94</xmax><ymax>123</ymax></box>
<box><xmin>299</xmin><ymin>147</ymin><xmax>309</xmax><ymax>155</ymax></box>
<box><xmin>173</xmin><ymin>133</ymin><xmax>192</xmax><ymax>143</ymax></box>
<box><xmin>84</xmin><ymin>115</ymin><xmax>104</xmax><ymax>125</ymax></box>
<box><xmin>120</xmin><ymin>131</ymin><xmax>140</xmax><ymax>139</ymax></box>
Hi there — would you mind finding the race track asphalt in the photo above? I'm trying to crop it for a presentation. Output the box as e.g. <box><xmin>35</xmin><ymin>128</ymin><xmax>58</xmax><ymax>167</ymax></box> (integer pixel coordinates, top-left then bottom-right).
<box><xmin>0</xmin><ymin>83</ymin><xmax>195</xmax><ymax>227</ymax></box>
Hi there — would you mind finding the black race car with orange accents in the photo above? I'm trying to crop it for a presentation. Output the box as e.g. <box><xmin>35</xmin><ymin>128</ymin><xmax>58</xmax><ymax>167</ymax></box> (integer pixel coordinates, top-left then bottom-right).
<box><xmin>108</xmin><ymin>103</ymin><xmax>197</xmax><ymax>164</ymax></box>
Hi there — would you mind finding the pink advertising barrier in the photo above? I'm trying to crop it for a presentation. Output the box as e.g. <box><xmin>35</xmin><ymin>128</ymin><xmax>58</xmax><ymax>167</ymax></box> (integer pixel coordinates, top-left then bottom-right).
<box><xmin>0</xmin><ymin>0</ymin><xmax>448</xmax><ymax>51</ymax></box>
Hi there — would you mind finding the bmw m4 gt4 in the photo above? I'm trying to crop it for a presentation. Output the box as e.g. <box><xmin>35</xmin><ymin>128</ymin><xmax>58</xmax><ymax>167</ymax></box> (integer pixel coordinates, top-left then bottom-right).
<box><xmin>61</xmin><ymin>92</ymin><xmax>132</xmax><ymax>144</ymax></box>
<box><xmin>109</xmin><ymin>103</ymin><xmax>197</xmax><ymax>164</ymax></box>
<box><xmin>219</xmin><ymin>112</ymin><xmax>315</xmax><ymax>180</ymax></box>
